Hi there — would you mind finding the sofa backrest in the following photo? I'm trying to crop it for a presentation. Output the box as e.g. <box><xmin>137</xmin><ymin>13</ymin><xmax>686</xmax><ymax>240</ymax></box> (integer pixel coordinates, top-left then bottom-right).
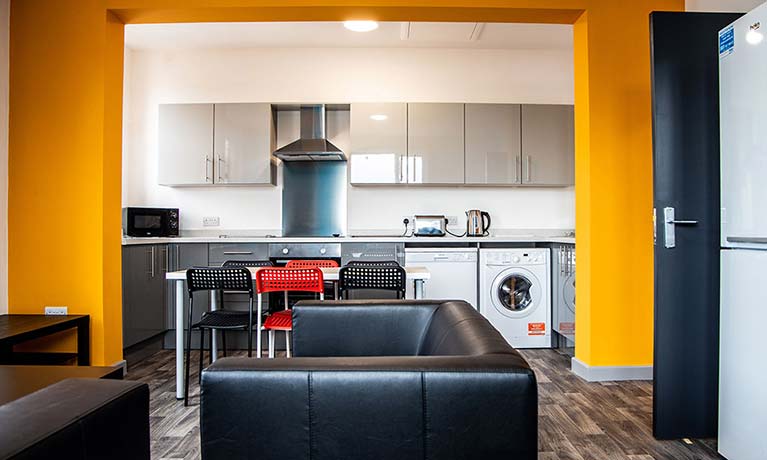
<box><xmin>292</xmin><ymin>301</ymin><xmax>439</xmax><ymax>356</ymax></box>
<box><xmin>292</xmin><ymin>300</ymin><xmax>516</xmax><ymax>358</ymax></box>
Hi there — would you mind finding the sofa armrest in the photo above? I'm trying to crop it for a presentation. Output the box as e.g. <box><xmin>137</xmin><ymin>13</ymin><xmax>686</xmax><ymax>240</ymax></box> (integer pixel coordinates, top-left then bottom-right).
<box><xmin>0</xmin><ymin>378</ymin><xmax>150</xmax><ymax>460</ymax></box>
<box><xmin>201</xmin><ymin>356</ymin><xmax>536</xmax><ymax>460</ymax></box>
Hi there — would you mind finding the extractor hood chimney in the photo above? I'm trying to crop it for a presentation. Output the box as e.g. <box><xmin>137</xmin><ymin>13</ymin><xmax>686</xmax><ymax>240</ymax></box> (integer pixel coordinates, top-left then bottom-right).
<box><xmin>273</xmin><ymin>105</ymin><xmax>346</xmax><ymax>161</ymax></box>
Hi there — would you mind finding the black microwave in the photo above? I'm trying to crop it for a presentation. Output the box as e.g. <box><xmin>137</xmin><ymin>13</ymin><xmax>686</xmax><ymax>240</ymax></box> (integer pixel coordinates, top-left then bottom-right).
<box><xmin>123</xmin><ymin>207</ymin><xmax>179</xmax><ymax>237</ymax></box>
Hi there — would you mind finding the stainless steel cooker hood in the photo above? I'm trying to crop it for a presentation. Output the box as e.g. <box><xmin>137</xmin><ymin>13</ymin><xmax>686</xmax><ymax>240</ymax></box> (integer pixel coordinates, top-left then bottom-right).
<box><xmin>273</xmin><ymin>105</ymin><xmax>346</xmax><ymax>161</ymax></box>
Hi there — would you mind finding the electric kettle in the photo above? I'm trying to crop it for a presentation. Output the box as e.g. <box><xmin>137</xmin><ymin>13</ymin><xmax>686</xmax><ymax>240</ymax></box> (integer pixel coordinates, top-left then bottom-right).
<box><xmin>466</xmin><ymin>210</ymin><xmax>491</xmax><ymax>236</ymax></box>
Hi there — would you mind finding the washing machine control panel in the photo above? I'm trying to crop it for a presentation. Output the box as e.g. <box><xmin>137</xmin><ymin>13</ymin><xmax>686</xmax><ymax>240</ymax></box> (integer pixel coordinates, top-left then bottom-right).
<box><xmin>484</xmin><ymin>250</ymin><xmax>548</xmax><ymax>265</ymax></box>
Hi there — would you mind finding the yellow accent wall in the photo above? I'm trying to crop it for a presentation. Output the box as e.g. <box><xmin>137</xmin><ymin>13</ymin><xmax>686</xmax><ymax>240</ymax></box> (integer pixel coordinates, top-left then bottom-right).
<box><xmin>8</xmin><ymin>0</ymin><xmax>683</xmax><ymax>367</ymax></box>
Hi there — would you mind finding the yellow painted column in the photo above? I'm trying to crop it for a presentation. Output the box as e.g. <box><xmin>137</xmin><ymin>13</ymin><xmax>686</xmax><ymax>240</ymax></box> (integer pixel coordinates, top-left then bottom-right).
<box><xmin>574</xmin><ymin>0</ymin><xmax>684</xmax><ymax>368</ymax></box>
<box><xmin>8</xmin><ymin>0</ymin><xmax>124</xmax><ymax>365</ymax></box>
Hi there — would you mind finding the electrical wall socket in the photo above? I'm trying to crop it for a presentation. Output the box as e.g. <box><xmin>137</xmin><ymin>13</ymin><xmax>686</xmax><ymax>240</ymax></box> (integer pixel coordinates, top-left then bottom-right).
<box><xmin>45</xmin><ymin>306</ymin><xmax>68</xmax><ymax>316</ymax></box>
<box><xmin>400</xmin><ymin>215</ymin><xmax>413</xmax><ymax>226</ymax></box>
<box><xmin>445</xmin><ymin>215</ymin><xmax>460</xmax><ymax>226</ymax></box>
<box><xmin>203</xmin><ymin>216</ymin><xmax>220</xmax><ymax>227</ymax></box>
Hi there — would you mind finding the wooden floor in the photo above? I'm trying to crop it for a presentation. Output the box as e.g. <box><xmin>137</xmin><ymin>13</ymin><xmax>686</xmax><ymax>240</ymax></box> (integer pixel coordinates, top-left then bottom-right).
<box><xmin>125</xmin><ymin>348</ymin><xmax>721</xmax><ymax>460</ymax></box>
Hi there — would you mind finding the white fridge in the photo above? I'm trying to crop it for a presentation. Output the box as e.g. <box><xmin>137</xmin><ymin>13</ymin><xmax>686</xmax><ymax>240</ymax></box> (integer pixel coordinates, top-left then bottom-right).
<box><xmin>719</xmin><ymin>3</ymin><xmax>767</xmax><ymax>459</ymax></box>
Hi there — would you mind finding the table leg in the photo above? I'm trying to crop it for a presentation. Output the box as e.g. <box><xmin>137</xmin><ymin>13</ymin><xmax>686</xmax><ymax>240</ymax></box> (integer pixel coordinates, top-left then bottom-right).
<box><xmin>209</xmin><ymin>291</ymin><xmax>218</xmax><ymax>362</ymax></box>
<box><xmin>176</xmin><ymin>280</ymin><xmax>184</xmax><ymax>400</ymax></box>
<box><xmin>414</xmin><ymin>280</ymin><xmax>424</xmax><ymax>299</ymax></box>
<box><xmin>76</xmin><ymin>317</ymin><xmax>90</xmax><ymax>366</ymax></box>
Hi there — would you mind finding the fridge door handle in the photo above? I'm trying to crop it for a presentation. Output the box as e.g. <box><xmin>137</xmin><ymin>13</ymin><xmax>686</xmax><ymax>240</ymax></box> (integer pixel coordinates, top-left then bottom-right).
<box><xmin>726</xmin><ymin>236</ymin><xmax>767</xmax><ymax>244</ymax></box>
<box><xmin>663</xmin><ymin>207</ymin><xmax>698</xmax><ymax>248</ymax></box>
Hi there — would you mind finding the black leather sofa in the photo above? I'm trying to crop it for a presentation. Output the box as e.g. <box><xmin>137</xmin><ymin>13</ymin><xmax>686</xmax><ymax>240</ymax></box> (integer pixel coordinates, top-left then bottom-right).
<box><xmin>0</xmin><ymin>378</ymin><xmax>150</xmax><ymax>460</ymax></box>
<box><xmin>201</xmin><ymin>300</ymin><xmax>537</xmax><ymax>460</ymax></box>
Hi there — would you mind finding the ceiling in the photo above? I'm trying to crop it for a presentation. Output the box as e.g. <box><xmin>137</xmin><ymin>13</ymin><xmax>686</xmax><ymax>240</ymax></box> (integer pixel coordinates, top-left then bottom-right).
<box><xmin>125</xmin><ymin>21</ymin><xmax>573</xmax><ymax>51</ymax></box>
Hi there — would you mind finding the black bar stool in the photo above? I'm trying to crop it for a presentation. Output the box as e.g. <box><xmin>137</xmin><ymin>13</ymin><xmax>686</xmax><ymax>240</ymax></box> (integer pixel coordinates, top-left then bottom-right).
<box><xmin>184</xmin><ymin>267</ymin><xmax>255</xmax><ymax>406</ymax></box>
<box><xmin>339</xmin><ymin>262</ymin><xmax>406</xmax><ymax>299</ymax></box>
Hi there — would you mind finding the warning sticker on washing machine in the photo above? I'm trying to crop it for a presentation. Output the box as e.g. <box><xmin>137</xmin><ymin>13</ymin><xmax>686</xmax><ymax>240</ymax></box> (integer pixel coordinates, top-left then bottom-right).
<box><xmin>528</xmin><ymin>323</ymin><xmax>546</xmax><ymax>335</ymax></box>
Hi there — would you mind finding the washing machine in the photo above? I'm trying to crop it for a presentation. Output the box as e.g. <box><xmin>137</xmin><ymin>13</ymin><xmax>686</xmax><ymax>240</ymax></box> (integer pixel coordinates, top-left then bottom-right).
<box><xmin>480</xmin><ymin>248</ymin><xmax>551</xmax><ymax>348</ymax></box>
<box><xmin>552</xmin><ymin>244</ymin><xmax>576</xmax><ymax>345</ymax></box>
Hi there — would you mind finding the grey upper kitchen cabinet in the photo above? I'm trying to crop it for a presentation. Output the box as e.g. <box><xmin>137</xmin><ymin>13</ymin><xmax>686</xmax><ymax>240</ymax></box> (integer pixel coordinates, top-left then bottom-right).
<box><xmin>122</xmin><ymin>244</ymin><xmax>167</xmax><ymax>349</ymax></box>
<box><xmin>158</xmin><ymin>104</ymin><xmax>214</xmax><ymax>186</ymax></box>
<box><xmin>213</xmin><ymin>103</ymin><xmax>277</xmax><ymax>185</ymax></box>
<box><xmin>520</xmin><ymin>104</ymin><xmax>574</xmax><ymax>186</ymax></box>
<box><xmin>349</xmin><ymin>103</ymin><xmax>408</xmax><ymax>184</ymax></box>
<box><xmin>407</xmin><ymin>103</ymin><xmax>465</xmax><ymax>184</ymax></box>
<box><xmin>465</xmin><ymin>104</ymin><xmax>522</xmax><ymax>185</ymax></box>
<box><xmin>158</xmin><ymin>103</ymin><xmax>276</xmax><ymax>186</ymax></box>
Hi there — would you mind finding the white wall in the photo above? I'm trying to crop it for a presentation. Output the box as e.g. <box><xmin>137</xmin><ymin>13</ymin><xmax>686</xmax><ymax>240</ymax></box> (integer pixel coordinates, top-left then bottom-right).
<box><xmin>0</xmin><ymin>0</ymin><xmax>9</xmax><ymax>314</ymax></box>
<box><xmin>123</xmin><ymin>46</ymin><xmax>575</xmax><ymax>233</ymax></box>
<box><xmin>686</xmin><ymin>0</ymin><xmax>764</xmax><ymax>11</ymax></box>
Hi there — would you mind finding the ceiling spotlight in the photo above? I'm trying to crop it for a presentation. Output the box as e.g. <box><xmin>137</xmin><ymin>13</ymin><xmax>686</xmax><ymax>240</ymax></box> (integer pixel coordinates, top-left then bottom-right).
<box><xmin>344</xmin><ymin>20</ymin><xmax>379</xmax><ymax>33</ymax></box>
<box><xmin>369</xmin><ymin>114</ymin><xmax>388</xmax><ymax>121</ymax></box>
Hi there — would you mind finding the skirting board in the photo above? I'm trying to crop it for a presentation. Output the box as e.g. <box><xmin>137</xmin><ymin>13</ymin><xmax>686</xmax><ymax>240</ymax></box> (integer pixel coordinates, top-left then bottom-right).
<box><xmin>571</xmin><ymin>357</ymin><xmax>653</xmax><ymax>382</ymax></box>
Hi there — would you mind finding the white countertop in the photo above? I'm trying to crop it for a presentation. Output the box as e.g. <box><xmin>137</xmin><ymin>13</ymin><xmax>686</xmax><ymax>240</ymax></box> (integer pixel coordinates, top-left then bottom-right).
<box><xmin>123</xmin><ymin>233</ymin><xmax>575</xmax><ymax>246</ymax></box>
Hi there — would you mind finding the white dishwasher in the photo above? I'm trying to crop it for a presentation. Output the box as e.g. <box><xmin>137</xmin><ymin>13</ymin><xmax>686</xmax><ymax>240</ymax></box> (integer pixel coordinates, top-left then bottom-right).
<box><xmin>405</xmin><ymin>248</ymin><xmax>478</xmax><ymax>307</ymax></box>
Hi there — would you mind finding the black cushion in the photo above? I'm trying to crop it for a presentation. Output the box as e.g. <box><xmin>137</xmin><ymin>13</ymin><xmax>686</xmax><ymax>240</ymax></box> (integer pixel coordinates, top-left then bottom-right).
<box><xmin>201</xmin><ymin>300</ymin><xmax>537</xmax><ymax>460</ymax></box>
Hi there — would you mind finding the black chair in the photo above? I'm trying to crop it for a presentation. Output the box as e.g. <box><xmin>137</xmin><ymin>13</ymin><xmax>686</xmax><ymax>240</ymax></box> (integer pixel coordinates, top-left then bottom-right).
<box><xmin>185</xmin><ymin>267</ymin><xmax>255</xmax><ymax>406</ymax></box>
<box><xmin>339</xmin><ymin>262</ymin><xmax>406</xmax><ymax>299</ymax></box>
<box><xmin>346</xmin><ymin>260</ymin><xmax>402</xmax><ymax>267</ymax></box>
<box><xmin>221</xmin><ymin>260</ymin><xmax>274</xmax><ymax>268</ymax></box>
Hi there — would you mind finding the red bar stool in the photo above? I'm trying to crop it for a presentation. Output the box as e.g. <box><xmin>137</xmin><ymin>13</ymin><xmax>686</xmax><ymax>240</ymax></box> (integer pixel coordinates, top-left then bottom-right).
<box><xmin>256</xmin><ymin>267</ymin><xmax>325</xmax><ymax>358</ymax></box>
<box><xmin>285</xmin><ymin>259</ymin><xmax>339</xmax><ymax>269</ymax></box>
<box><xmin>286</xmin><ymin>259</ymin><xmax>340</xmax><ymax>299</ymax></box>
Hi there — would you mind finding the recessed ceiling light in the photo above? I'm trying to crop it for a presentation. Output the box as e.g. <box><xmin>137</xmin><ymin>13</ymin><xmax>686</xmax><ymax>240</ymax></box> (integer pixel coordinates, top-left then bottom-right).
<box><xmin>370</xmin><ymin>114</ymin><xmax>388</xmax><ymax>121</ymax></box>
<box><xmin>344</xmin><ymin>20</ymin><xmax>379</xmax><ymax>33</ymax></box>
<box><xmin>746</xmin><ymin>29</ymin><xmax>764</xmax><ymax>45</ymax></box>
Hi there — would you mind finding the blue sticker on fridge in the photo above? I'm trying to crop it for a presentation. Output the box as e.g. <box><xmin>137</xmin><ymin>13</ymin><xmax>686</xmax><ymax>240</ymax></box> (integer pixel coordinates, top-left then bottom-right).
<box><xmin>720</xmin><ymin>25</ymin><xmax>735</xmax><ymax>57</ymax></box>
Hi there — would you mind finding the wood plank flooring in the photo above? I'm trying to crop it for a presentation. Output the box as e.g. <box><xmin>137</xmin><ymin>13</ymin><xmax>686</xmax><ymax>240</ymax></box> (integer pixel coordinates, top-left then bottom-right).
<box><xmin>124</xmin><ymin>348</ymin><xmax>722</xmax><ymax>460</ymax></box>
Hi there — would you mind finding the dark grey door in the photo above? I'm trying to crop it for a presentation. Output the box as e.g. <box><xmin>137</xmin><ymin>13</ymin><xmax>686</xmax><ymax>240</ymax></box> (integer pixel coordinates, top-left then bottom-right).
<box><xmin>650</xmin><ymin>11</ymin><xmax>741</xmax><ymax>440</ymax></box>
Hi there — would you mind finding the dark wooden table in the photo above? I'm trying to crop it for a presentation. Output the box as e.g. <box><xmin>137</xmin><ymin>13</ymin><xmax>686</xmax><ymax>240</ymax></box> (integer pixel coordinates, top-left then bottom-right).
<box><xmin>0</xmin><ymin>365</ymin><xmax>121</xmax><ymax>406</ymax></box>
<box><xmin>0</xmin><ymin>315</ymin><xmax>90</xmax><ymax>365</ymax></box>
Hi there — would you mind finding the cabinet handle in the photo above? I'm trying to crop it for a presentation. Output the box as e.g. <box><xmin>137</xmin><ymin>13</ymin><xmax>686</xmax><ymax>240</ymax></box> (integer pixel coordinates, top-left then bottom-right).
<box><xmin>223</xmin><ymin>251</ymin><xmax>253</xmax><ymax>255</ymax></box>
<box><xmin>526</xmin><ymin>155</ymin><xmax>531</xmax><ymax>182</ymax></box>
<box><xmin>150</xmin><ymin>246</ymin><xmax>156</xmax><ymax>278</ymax></box>
<box><xmin>205</xmin><ymin>156</ymin><xmax>212</xmax><ymax>183</ymax></box>
<box><xmin>218</xmin><ymin>157</ymin><xmax>224</xmax><ymax>183</ymax></box>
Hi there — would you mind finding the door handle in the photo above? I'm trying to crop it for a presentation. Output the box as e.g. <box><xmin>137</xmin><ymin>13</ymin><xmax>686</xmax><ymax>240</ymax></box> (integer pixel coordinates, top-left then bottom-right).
<box><xmin>663</xmin><ymin>207</ymin><xmax>698</xmax><ymax>248</ymax></box>
<box><xmin>526</xmin><ymin>155</ymin><xmax>531</xmax><ymax>182</ymax></box>
<box><xmin>223</xmin><ymin>251</ymin><xmax>253</xmax><ymax>255</ymax></box>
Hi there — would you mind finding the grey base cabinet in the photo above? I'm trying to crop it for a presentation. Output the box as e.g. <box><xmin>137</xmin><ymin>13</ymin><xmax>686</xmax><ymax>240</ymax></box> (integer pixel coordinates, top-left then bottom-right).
<box><xmin>122</xmin><ymin>245</ymin><xmax>167</xmax><ymax>349</ymax></box>
<box><xmin>164</xmin><ymin>243</ymin><xmax>209</xmax><ymax>349</ymax></box>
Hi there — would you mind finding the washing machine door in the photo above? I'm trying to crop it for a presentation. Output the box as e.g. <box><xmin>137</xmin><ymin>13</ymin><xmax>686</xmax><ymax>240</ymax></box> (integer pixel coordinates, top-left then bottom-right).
<box><xmin>563</xmin><ymin>273</ymin><xmax>575</xmax><ymax>314</ymax></box>
<box><xmin>490</xmin><ymin>268</ymin><xmax>541</xmax><ymax>319</ymax></box>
